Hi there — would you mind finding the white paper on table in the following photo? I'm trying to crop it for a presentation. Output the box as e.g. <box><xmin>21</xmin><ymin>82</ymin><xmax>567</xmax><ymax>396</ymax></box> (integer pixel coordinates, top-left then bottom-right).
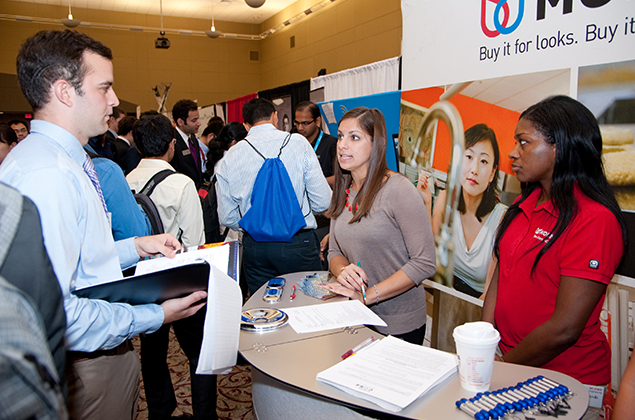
<box><xmin>196</xmin><ymin>265</ymin><xmax>242</xmax><ymax>375</ymax></box>
<box><xmin>283</xmin><ymin>300</ymin><xmax>387</xmax><ymax>333</ymax></box>
<box><xmin>134</xmin><ymin>243</ymin><xmax>242</xmax><ymax>375</ymax></box>
<box><xmin>316</xmin><ymin>336</ymin><xmax>458</xmax><ymax>412</ymax></box>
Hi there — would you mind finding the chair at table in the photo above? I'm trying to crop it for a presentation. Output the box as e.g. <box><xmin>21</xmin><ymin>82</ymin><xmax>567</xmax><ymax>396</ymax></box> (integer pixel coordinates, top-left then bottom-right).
<box><xmin>423</xmin><ymin>279</ymin><xmax>483</xmax><ymax>353</ymax></box>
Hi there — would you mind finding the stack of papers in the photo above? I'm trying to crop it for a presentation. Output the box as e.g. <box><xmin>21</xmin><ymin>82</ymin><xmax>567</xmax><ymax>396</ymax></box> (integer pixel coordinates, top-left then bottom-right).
<box><xmin>316</xmin><ymin>335</ymin><xmax>458</xmax><ymax>412</ymax></box>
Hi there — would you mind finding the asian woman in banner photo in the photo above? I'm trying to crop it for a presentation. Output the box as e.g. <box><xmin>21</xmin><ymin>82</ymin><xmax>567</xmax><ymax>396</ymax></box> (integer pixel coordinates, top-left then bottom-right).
<box><xmin>482</xmin><ymin>95</ymin><xmax>627</xmax><ymax>385</ymax></box>
<box><xmin>324</xmin><ymin>107</ymin><xmax>436</xmax><ymax>345</ymax></box>
<box><xmin>418</xmin><ymin>123</ymin><xmax>506</xmax><ymax>298</ymax></box>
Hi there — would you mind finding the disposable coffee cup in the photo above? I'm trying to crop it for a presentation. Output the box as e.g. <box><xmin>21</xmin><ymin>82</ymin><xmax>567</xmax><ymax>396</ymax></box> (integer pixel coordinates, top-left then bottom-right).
<box><xmin>453</xmin><ymin>321</ymin><xmax>500</xmax><ymax>392</ymax></box>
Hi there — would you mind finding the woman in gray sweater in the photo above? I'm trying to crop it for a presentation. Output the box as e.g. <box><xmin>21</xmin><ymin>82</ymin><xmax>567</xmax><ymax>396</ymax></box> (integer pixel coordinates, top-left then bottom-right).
<box><xmin>324</xmin><ymin>107</ymin><xmax>436</xmax><ymax>345</ymax></box>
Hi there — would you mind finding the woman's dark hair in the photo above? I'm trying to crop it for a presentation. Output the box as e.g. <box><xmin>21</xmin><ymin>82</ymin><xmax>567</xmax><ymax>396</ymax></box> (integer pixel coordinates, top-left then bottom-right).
<box><xmin>457</xmin><ymin>124</ymin><xmax>500</xmax><ymax>221</ymax></box>
<box><xmin>0</xmin><ymin>123</ymin><xmax>18</xmax><ymax>146</ymax></box>
<box><xmin>325</xmin><ymin>107</ymin><xmax>389</xmax><ymax>223</ymax></box>
<box><xmin>205</xmin><ymin>122</ymin><xmax>247</xmax><ymax>178</ymax></box>
<box><xmin>203</xmin><ymin>116</ymin><xmax>225</xmax><ymax>138</ymax></box>
<box><xmin>494</xmin><ymin>95</ymin><xmax>627</xmax><ymax>270</ymax></box>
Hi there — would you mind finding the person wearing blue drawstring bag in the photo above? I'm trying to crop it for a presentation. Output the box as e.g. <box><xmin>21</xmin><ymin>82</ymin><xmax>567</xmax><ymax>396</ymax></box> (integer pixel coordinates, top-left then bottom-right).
<box><xmin>215</xmin><ymin>98</ymin><xmax>332</xmax><ymax>295</ymax></box>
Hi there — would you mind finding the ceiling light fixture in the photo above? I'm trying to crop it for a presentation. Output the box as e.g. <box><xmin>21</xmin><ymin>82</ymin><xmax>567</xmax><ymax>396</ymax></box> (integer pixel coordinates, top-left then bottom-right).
<box><xmin>258</xmin><ymin>0</ymin><xmax>338</xmax><ymax>38</ymax></box>
<box><xmin>2</xmin><ymin>0</ymin><xmax>340</xmax><ymax>40</ymax></box>
<box><xmin>205</xmin><ymin>0</ymin><xmax>222</xmax><ymax>39</ymax></box>
<box><xmin>245</xmin><ymin>0</ymin><xmax>266</xmax><ymax>8</ymax></box>
<box><xmin>61</xmin><ymin>2</ymin><xmax>81</xmax><ymax>28</ymax></box>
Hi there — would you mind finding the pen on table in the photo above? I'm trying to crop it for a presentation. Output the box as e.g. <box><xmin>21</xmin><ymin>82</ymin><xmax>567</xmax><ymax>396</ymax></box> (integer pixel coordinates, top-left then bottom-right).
<box><xmin>357</xmin><ymin>262</ymin><xmax>366</xmax><ymax>303</ymax></box>
<box><xmin>290</xmin><ymin>285</ymin><xmax>296</xmax><ymax>301</ymax></box>
<box><xmin>341</xmin><ymin>336</ymin><xmax>375</xmax><ymax>359</ymax></box>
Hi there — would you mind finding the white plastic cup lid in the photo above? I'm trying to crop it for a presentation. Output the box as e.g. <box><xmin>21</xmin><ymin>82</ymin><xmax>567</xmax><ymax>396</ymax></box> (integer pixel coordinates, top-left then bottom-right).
<box><xmin>453</xmin><ymin>321</ymin><xmax>500</xmax><ymax>346</ymax></box>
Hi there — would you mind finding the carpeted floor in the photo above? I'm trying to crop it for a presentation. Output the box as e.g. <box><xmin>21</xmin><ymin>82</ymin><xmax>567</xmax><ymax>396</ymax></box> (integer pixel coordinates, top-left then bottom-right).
<box><xmin>132</xmin><ymin>329</ymin><xmax>254</xmax><ymax>420</ymax></box>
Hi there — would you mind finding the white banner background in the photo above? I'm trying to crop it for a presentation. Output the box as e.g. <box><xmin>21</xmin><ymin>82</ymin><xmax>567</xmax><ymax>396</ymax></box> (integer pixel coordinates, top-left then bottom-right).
<box><xmin>402</xmin><ymin>0</ymin><xmax>635</xmax><ymax>90</ymax></box>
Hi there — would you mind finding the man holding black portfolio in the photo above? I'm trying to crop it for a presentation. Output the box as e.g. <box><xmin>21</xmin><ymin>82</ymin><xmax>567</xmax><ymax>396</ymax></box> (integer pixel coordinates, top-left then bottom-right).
<box><xmin>0</xmin><ymin>30</ymin><xmax>207</xmax><ymax>420</ymax></box>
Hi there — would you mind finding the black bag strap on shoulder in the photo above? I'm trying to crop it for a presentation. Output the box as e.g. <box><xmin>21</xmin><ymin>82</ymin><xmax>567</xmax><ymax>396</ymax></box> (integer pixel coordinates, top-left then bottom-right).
<box><xmin>85</xmin><ymin>150</ymin><xmax>100</xmax><ymax>160</ymax></box>
<box><xmin>243</xmin><ymin>133</ymin><xmax>292</xmax><ymax>160</ymax></box>
<box><xmin>139</xmin><ymin>169</ymin><xmax>175</xmax><ymax>196</ymax></box>
<box><xmin>133</xmin><ymin>169</ymin><xmax>175</xmax><ymax>236</ymax></box>
<box><xmin>243</xmin><ymin>134</ymin><xmax>312</xmax><ymax>218</ymax></box>
<box><xmin>277</xmin><ymin>133</ymin><xmax>291</xmax><ymax>157</ymax></box>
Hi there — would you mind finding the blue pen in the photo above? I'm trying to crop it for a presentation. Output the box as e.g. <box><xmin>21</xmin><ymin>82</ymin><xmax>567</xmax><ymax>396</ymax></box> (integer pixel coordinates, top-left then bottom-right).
<box><xmin>357</xmin><ymin>262</ymin><xmax>366</xmax><ymax>303</ymax></box>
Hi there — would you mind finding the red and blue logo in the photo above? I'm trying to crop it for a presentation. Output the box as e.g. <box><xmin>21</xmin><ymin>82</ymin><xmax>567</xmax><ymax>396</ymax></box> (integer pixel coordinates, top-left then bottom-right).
<box><xmin>481</xmin><ymin>0</ymin><xmax>525</xmax><ymax>38</ymax></box>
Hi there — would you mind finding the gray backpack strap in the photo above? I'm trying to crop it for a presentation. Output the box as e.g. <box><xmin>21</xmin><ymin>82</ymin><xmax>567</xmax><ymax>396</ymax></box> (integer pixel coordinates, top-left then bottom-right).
<box><xmin>0</xmin><ymin>183</ymin><xmax>23</xmax><ymax>266</ymax></box>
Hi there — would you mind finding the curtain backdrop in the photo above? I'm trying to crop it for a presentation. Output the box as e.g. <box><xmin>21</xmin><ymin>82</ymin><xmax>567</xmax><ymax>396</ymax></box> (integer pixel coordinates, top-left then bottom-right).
<box><xmin>310</xmin><ymin>57</ymin><xmax>401</xmax><ymax>102</ymax></box>
<box><xmin>227</xmin><ymin>93</ymin><xmax>257</xmax><ymax>123</ymax></box>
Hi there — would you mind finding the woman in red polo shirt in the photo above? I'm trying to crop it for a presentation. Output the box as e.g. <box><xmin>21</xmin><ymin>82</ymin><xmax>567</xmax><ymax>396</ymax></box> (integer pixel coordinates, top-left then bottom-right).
<box><xmin>482</xmin><ymin>95</ymin><xmax>627</xmax><ymax>386</ymax></box>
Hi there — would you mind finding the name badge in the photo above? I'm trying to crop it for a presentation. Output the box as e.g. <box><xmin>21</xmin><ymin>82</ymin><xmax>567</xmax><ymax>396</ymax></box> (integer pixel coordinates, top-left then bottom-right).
<box><xmin>182</xmin><ymin>149</ymin><xmax>191</xmax><ymax>156</ymax></box>
<box><xmin>584</xmin><ymin>384</ymin><xmax>605</xmax><ymax>408</ymax></box>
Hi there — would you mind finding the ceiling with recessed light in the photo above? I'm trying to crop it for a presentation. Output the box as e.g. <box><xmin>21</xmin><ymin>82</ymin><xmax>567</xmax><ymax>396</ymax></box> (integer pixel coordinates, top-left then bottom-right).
<box><xmin>13</xmin><ymin>0</ymin><xmax>299</xmax><ymax>23</ymax></box>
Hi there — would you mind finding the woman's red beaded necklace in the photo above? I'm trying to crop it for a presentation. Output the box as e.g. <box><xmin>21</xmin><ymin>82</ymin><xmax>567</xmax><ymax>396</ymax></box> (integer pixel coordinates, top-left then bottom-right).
<box><xmin>345</xmin><ymin>184</ymin><xmax>358</xmax><ymax>212</ymax></box>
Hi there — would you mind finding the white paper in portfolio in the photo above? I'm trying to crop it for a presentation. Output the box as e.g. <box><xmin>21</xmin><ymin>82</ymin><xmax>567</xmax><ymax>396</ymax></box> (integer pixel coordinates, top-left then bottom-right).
<box><xmin>135</xmin><ymin>243</ymin><xmax>242</xmax><ymax>375</ymax></box>
<box><xmin>316</xmin><ymin>335</ymin><xmax>458</xmax><ymax>412</ymax></box>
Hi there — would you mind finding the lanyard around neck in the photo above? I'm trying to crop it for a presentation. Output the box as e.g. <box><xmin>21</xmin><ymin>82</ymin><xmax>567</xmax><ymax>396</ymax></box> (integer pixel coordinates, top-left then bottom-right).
<box><xmin>313</xmin><ymin>130</ymin><xmax>324</xmax><ymax>152</ymax></box>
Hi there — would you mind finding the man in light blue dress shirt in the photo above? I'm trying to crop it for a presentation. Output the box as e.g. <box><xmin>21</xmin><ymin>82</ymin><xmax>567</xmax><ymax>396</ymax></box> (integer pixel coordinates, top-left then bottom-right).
<box><xmin>0</xmin><ymin>30</ymin><xmax>207</xmax><ymax>420</ymax></box>
<box><xmin>216</xmin><ymin>98</ymin><xmax>332</xmax><ymax>294</ymax></box>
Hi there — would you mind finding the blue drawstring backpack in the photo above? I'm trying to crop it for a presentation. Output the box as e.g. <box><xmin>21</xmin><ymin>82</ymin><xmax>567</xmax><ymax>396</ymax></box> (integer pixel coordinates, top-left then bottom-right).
<box><xmin>239</xmin><ymin>134</ymin><xmax>308</xmax><ymax>242</ymax></box>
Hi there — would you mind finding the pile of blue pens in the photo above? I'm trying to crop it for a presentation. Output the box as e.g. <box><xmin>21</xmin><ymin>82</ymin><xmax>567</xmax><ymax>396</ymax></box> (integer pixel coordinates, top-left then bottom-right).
<box><xmin>455</xmin><ymin>375</ymin><xmax>574</xmax><ymax>420</ymax></box>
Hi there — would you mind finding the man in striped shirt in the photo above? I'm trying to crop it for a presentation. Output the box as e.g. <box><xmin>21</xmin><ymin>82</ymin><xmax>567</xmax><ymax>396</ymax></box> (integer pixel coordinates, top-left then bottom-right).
<box><xmin>216</xmin><ymin>98</ymin><xmax>332</xmax><ymax>294</ymax></box>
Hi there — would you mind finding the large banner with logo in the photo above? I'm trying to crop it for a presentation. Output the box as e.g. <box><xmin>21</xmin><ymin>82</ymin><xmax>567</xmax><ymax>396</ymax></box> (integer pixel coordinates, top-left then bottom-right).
<box><xmin>402</xmin><ymin>0</ymin><xmax>635</xmax><ymax>89</ymax></box>
<box><xmin>401</xmin><ymin>0</ymin><xmax>635</xmax><ymax>210</ymax></box>
<box><xmin>401</xmin><ymin>0</ymin><xmax>635</xmax><ymax>283</ymax></box>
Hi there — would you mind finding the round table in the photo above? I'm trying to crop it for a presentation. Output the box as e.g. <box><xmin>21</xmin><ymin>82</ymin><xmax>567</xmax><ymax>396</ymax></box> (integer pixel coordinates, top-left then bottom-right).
<box><xmin>239</xmin><ymin>271</ymin><xmax>590</xmax><ymax>419</ymax></box>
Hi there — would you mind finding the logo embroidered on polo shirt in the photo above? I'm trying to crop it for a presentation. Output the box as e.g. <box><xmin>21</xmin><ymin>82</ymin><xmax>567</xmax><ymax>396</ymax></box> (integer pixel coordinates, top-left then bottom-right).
<box><xmin>533</xmin><ymin>227</ymin><xmax>553</xmax><ymax>243</ymax></box>
<box><xmin>589</xmin><ymin>260</ymin><xmax>600</xmax><ymax>269</ymax></box>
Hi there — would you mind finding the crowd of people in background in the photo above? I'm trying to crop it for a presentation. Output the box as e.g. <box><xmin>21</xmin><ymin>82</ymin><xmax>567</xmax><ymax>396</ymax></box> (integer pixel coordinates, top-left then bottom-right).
<box><xmin>0</xmin><ymin>28</ymin><xmax>630</xmax><ymax>420</ymax></box>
